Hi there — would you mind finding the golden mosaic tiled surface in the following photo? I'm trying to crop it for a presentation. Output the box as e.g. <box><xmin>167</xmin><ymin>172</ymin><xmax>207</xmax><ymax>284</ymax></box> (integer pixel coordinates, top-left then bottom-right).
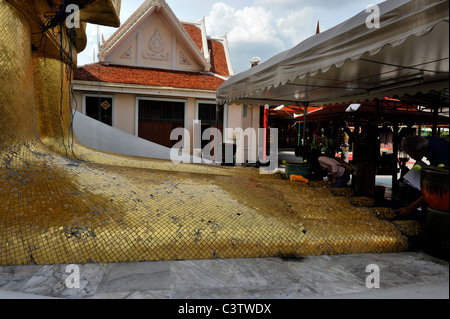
<box><xmin>1</xmin><ymin>0</ymin><xmax>411</xmax><ymax>266</ymax></box>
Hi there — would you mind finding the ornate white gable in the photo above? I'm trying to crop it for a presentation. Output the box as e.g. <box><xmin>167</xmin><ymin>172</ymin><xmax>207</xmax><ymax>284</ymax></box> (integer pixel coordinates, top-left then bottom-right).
<box><xmin>99</xmin><ymin>0</ymin><xmax>211</xmax><ymax>72</ymax></box>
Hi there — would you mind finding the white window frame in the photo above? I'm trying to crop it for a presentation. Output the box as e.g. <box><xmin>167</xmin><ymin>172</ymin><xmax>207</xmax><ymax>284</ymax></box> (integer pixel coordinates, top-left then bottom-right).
<box><xmin>194</xmin><ymin>100</ymin><xmax>219</xmax><ymax>122</ymax></box>
<box><xmin>82</xmin><ymin>93</ymin><xmax>116</xmax><ymax>127</ymax></box>
<box><xmin>135</xmin><ymin>97</ymin><xmax>188</xmax><ymax>149</ymax></box>
<box><xmin>196</xmin><ymin>100</ymin><xmax>226</xmax><ymax>143</ymax></box>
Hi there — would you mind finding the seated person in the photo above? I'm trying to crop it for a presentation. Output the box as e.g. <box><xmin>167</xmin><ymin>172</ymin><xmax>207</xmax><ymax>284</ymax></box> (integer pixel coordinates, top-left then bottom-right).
<box><xmin>395</xmin><ymin>136</ymin><xmax>449</xmax><ymax>217</ymax></box>
<box><xmin>318</xmin><ymin>156</ymin><xmax>350</xmax><ymax>188</ymax></box>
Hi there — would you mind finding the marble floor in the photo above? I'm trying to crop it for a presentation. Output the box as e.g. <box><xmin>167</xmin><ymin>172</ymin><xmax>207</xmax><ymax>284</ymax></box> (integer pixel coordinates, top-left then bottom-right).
<box><xmin>0</xmin><ymin>251</ymin><xmax>448</xmax><ymax>299</ymax></box>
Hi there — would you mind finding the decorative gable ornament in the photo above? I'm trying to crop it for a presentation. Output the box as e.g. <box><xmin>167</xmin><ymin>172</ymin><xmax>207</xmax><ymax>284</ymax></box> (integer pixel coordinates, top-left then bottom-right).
<box><xmin>101</xmin><ymin>100</ymin><xmax>111</xmax><ymax>110</ymax></box>
<box><xmin>121</xmin><ymin>46</ymin><xmax>134</xmax><ymax>60</ymax></box>
<box><xmin>143</xmin><ymin>29</ymin><xmax>169</xmax><ymax>61</ymax></box>
<box><xmin>149</xmin><ymin>29</ymin><xmax>165</xmax><ymax>53</ymax></box>
<box><xmin>179</xmin><ymin>51</ymin><xmax>190</xmax><ymax>65</ymax></box>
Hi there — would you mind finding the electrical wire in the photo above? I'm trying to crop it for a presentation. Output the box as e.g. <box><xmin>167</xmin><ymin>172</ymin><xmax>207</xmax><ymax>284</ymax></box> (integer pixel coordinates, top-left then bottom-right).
<box><xmin>35</xmin><ymin>0</ymin><xmax>95</xmax><ymax>160</ymax></box>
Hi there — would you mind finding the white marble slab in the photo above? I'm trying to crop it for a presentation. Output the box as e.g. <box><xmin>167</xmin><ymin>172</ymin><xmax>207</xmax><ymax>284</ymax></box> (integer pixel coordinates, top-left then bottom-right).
<box><xmin>0</xmin><ymin>252</ymin><xmax>448</xmax><ymax>299</ymax></box>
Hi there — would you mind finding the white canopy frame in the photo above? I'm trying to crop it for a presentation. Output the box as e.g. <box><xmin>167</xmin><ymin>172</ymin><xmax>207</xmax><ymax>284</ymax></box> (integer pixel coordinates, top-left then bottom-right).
<box><xmin>216</xmin><ymin>0</ymin><xmax>449</xmax><ymax>107</ymax></box>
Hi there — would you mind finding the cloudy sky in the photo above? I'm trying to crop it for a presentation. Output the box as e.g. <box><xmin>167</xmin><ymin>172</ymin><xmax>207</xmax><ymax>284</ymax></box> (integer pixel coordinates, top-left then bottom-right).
<box><xmin>77</xmin><ymin>0</ymin><xmax>384</xmax><ymax>74</ymax></box>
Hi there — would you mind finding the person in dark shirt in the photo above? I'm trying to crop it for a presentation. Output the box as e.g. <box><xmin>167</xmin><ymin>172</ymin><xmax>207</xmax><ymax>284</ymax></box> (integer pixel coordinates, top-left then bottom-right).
<box><xmin>403</xmin><ymin>136</ymin><xmax>449</xmax><ymax>166</ymax></box>
<box><xmin>395</xmin><ymin>136</ymin><xmax>449</xmax><ymax>217</ymax></box>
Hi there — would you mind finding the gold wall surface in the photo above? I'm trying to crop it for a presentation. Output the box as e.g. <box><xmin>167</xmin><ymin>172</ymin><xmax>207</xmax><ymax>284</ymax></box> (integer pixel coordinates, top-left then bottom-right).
<box><xmin>1</xmin><ymin>0</ymin><xmax>412</xmax><ymax>266</ymax></box>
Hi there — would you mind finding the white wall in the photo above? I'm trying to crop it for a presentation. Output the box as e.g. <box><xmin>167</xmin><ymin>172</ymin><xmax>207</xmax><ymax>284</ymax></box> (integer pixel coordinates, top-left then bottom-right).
<box><xmin>224</xmin><ymin>104</ymin><xmax>260</xmax><ymax>164</ymax></box>
<box><xmin>72</xmin><ymin>95</ymin><xmax>260</xmax><ymax>162</ymax></box>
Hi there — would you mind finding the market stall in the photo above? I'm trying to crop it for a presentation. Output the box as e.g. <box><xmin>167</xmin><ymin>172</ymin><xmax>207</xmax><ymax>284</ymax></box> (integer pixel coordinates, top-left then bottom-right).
<box><xmin>217</xmin><ymin>0</ymin><xmax>448</xmax><ymax>108</ymax></box>
<box><xmin>216</xmin><ymin>0</ymin><xmax>449</xmax><ymax>257</ymax></box>
<box><xmin>293</xmin><ymin>98</ymin><xmax>449</xmax><ymax>188</ymax></box>
<box><xmin>216</xmin><ymin>0</ymin><xmax>449</xmax><ymax>190</ymax></box>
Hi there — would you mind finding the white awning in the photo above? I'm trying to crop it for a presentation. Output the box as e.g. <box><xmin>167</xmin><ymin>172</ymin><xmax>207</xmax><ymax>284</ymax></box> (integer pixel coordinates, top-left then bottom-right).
<box><xmin>216</xmin><ymin>0</ymin><xmax>449</xmax><ymax>106</ymax></box>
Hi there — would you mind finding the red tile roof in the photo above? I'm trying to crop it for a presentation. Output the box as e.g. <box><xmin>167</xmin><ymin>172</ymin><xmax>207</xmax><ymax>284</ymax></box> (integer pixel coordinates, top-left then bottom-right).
<box><xmin>293</xmin><ymin>102</ymin><xmax>447</xmax><ymax>124</ymax></box>
<box><xmin>74</xmin><ymin>63</ymin><xmax>225</xmax><ymax>91</ymax></box>
<box><xmin>77</xmin><ymin>6</ymin><xmax>231</xmax><ymax>89</ymax></box>
<box><xmin>181</xmin><ymin>24</ymin><xmax>230</xmax><ymax>76</ymax></box>
<box><xmin>182</xmin><ymin>23</ymin><xmax>203</xmax><ymax>52</ymax></box>
<box><xmin>208</xmin><ymin>39</ymin><xmax>230</xmax><ymax>77</ymax></box>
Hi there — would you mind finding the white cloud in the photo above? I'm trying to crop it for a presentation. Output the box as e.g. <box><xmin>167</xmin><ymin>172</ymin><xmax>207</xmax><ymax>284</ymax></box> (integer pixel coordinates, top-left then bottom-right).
<box><xmin>205</xmin><ymin>2</ymin><xmax>287</xmax><ymax>72</ymax></box>
<box><xmin>276</xmin><ymin>7</ymin><xmax>315</xmax><ymax>46</ymax></box>
<box><xmin>254</xmin><ymin>0</ymin><xmax>361</xmax><ymax>10</ymax></box>
<box><xmin>204</xmin><ymin>3</ymin><xmax>236</xmax><ymax>37</ymax></box>
<box><xmin>254</xmin><ymin>0</ymin><xmax>302</xmax><ymax>9</ymax></box>
<box><xmin>206</xmin><ymin>3</ymin><xmax>281</xmax><ymax>45</ymax></box>
<box><xmin>230</xmin><ymin>7</ymin><xmax>279</xmax><ymax>44</ymax></box>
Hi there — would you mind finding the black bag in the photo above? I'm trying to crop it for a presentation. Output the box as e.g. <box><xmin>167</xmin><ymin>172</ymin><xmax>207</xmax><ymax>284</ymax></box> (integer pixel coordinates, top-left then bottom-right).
<box><xmin>338</xmin><ymin>160</ymin><xmax>354</xmax><ymax>174</ymax></box>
